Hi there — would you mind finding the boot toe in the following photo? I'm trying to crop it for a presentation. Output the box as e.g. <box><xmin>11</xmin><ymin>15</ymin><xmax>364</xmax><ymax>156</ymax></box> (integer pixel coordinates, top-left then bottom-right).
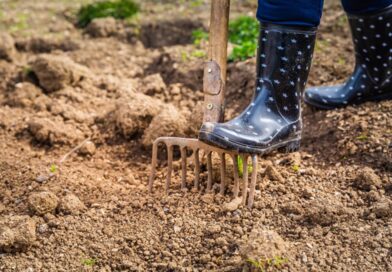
<box><xmin>304</xmin><ymin>85</ymin><xmax>345</xmax><ymax>109</ymax></box>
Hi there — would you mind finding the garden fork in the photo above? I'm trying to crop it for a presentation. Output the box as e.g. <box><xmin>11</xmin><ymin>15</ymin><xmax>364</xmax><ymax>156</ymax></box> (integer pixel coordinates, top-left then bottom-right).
<box><xmin>148</xmin><ymin>0</ymin><xmax>259</xmax><ymax>208</ymax></box>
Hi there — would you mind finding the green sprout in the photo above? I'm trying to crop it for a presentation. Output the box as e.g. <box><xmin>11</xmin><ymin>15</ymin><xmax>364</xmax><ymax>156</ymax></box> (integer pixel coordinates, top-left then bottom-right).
<box><xmin>292</xmin><ymin>164</ymin><xmax>300</xmax><ymax>172</ymax></box>
<box><xmin>247</xmin><ymin>256</ymin><xmax>288</xmax><ymax>272</ymax></box>
<box><xmin>192</xmin><ymin>28</ymin><xmax>209</xmax><ymax>47</ymax></box>
<box><xmin>49</xmin><ymin>164</ymin><xmax>57</xmax><ymax>173</ymax></box>
<box><xmin>237</xmin><ymin>156</ymin><xmax>253</xmax><ymax>178</ymax></box>
<box><xmin>77</xmin><ymin>0</ymin><xmax>139</xmax><ymax>28</ymax></box>
<box><xmin>191</xmin><ymin>49</ymin><xmax>207</xmax><ymax>58</ymax></box>
<box><xmin>82</xmin><ymin>258</ymin><xmax>96</xmax><ymax>266</ymax></box>
<box><xmin>356</xmin><ymin>134</ymin><xmax>368</xmax><ymax>141</ymax></box>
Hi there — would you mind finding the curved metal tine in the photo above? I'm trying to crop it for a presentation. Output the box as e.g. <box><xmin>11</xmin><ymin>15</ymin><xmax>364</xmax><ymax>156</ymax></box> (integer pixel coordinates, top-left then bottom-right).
<box><xmin>241</xmin><ymin>155</ymin><xmax>249</xmax><ymax>205</ymax></box>
<box><xmin>232</xmin><ymin>154</ymin><xmax>240</xmax><ymax>198</ymax></box>
<box><xmin>148</xmin><ymin>141</ymin><xmax>159</xmax><ymax>193</ymax></box>
<box><xmin>180</xmin><ymin>146</ymin><xmax>187</xmax><ymax>190</ymax></box>
<box><xmin>165</xmin><ymin>145</ymin><xmax>173</xmax><ymax>194</ymax></box>
<box><xmin>247</xmin><ymin>155</ymin><xmax>258</xmax><ymax>209</ymax></box>
<box><xmin>194</xmin><ymin>149</ymin><xmax>200</xmax><ymax>191</ymax></box>
<box><xmin>219</xmin><ymin>153</ymin><xmax>226</xmax><ymax>194</ymax></box>
<box><xmin>206</xmin><ymin>152</ymin><xmax>213</xmax><ymax>192</ymax></box>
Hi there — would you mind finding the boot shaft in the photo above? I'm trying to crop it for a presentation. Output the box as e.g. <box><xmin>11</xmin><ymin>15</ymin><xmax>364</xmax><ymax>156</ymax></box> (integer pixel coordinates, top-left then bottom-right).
<box><xmin>348</xmin><ymin>5</ymin><xmax>392</xmax><ymax>85</ymax></box>
<box><xmin>255</xmin><ymin>23</ymin><xmax>317</xmax><ymax>121</ymax></box>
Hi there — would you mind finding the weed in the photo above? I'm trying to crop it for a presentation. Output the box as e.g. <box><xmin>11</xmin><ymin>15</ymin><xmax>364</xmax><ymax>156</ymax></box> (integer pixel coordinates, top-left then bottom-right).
<box><xmin>237</xmin><ymin>156</ymin><xmax>253</xmax><ymax>178</ymax></box>
<box><xmin>292</xmin><ymin>164</ymin><xmax>300</xmax><ymax>172</ymax></box>
<box><xmin>315</xmin><ymin>39</ymin><xmax>330</xmax><ymax>52</ymax></box>
<box><xmin>49</xmin><ymin>164</ymin><xmax>57</xmax><ymax>173</ymax></box>
<box><xmin>77</xmin><ymin>0</ymin><xmax>139</xmax><ymax>28</ymax></box>
<box><xmin>9</xmin><ymin>13</ymin><xmax>28</xmax><ymax>33</ymax></box>
<box><xmin>82</xmin><ymin>258</ymin><xmax>96</xmax><ymax>266</ymax></box>
<box><xmin>356</xmin><ymin>134</ymin><xmax>368</xmax><ymax>141</ymax></box>
<box><xmin>247</xmin><ymin>256</ymin><xmax>288</xmax><ymax>272</ymax></box>
<box><xmin>192</xmin><ymin>16</ymin><xmax>259</xmax><ymax>61</ymax></box>
<box><xmin>192</xmin><ymin>28</ymin><xmax>209</xmax><ymax>47</ymax></box>
<box><xmin>228</xmin><ymin>16</ymin><xmax>259</xmax><ymax>61</ymax></box>
<box><xmin>191</xmin><ymin>50</ymin><xmax>207</xmax><ymax>59</ymax></box>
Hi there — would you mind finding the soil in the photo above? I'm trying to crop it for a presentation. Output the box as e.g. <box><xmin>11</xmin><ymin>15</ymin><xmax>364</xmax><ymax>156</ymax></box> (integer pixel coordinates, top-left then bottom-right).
<box><xmin>0</xmin><ymin>0</ymin><xmax>391</xmax><ymax>271</ymax></box>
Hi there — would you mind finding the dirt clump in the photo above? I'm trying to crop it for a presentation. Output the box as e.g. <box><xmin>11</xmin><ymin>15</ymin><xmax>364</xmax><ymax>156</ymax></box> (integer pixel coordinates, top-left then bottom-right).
<box><xmin>6</xmin><ymin>82</ymin><xmax>48</xmax><ymax>109</ymax></box>
<box><xmin>15</xmin><ymin>37</ymin><xmax>80</xmax><ymax>53</ymax></box>
<box><xmin>28</xmin><ymin>191</ymin><xmax>59</xmax><ymax>215</ymax></box>
<box><xmin>354</xmin><ymin>166</ymin><xmax>382</xmax><ymax>190</ymax></box>
<box><xmin>79</xmin><ymin>140</ymin><xmax>96</xmax><ymax>156</ymax></box>
<box><xmin>114</xmin><ymin>92</ymin><xmax>164</xmax><ymax>137</ymax></box>
<box><xmin>140</xmin><ymin>73</ymin><xmax>167</xmax><ymax>96</ymax></box>
<box><xmin>58</xmin><ymin>193</ymin><xmax>86</xmax><ymax>215</ymax></box>
<box><xmin>0</xmin><ymin>33</ymin><xmax>16</xmax><ymax>61</ymax></box>
<box><xmin>0</xmin><ymin>216</ymin><xmax>36</xmax><ymax>253</ymax></box>
<box><xmin>239</xmin><ymin>227</ymin><xmax>288</xmax><ymax>269</ymax></box>
<box><xmin>303</xmin><ymin>199</ymin><xmax>351</xmax><ymax>226</ymax></box>
<box><xmin>85</xmin><ymin>17</ymin><xmax>119</xmax><ymax>38</ymax></box>
<box><xmin>370</xmin><ymin>198</ymin><xmax>392</xmax><ymax>218</ymax></box>
<box><xmin>30</xmin><ymin>54</ymin><xmax>91</xmax><ymax>93</ymax></box>
<box><xmin>28</xmin><ymin>117</ymin><xmax>84</xmax><ymax>145</ymax></box>
<box><xmin>142</xmin><ymin>104</ymin><xmax>188</xmax><ymax>146</ymax></box>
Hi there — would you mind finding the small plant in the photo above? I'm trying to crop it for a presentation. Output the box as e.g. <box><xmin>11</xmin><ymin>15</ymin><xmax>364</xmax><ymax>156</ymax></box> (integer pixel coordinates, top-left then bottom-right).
<box><xmin>228</xmin><ymin>16</ymin><xmax>259</xmax><ymax>61</ymax></box>
<box><xmin>247</xmin><ymin>256</ymin><xmax>288</xmax><ymax>272</ymax></box>
<box><xmin>356</xmin><ymin>134</ymin><xmax>368</xmax><ymax>141</ymax></box>
<box><xmin>292</xmin><ymin>164</ymin><xmax>300</xmax><ymax>172</ymax></box>
<box><xmin>77</xmin><ymin>0</ymin><xmax>139</xmax><ymax>28</ymax></box>
<box><xmin>192</xmin><ymin>28</ymin><xmax>209</xmax><ymax>46</ymax></box>
<box><xmin>192</xmin><ymin>16</ymin><xmax>259</xmax><ymax>61</ymax></box>
<box><xmin>82</xmin><ymin>258</ymin><xmax>96</xmax><ymax>266</ymax></box>
<box><xmin>191</xmin><ymin>49</ymin><xmax>207</xmax><ymax>58</ymax></box>
<box><xmin>237</xmin><ymin>156</ymin><xmax>253</xmax><ymax>178</ymax></box>
<box><xmin>49</xmin><ymin>164</ymin><xmax>57</xmax><ymax>173</ymax></box>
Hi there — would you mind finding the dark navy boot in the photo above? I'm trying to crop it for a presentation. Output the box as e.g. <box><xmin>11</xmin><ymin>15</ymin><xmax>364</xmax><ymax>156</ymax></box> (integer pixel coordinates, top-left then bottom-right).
<box><xmin>199</xmin><ymin>23</ymin><xmax>317</xmax><ymax>154</ymax></box>
<box><xmin>304</xmin><ymin>5</ymin><xmax>392</xmax><ymax>109</ymax></box>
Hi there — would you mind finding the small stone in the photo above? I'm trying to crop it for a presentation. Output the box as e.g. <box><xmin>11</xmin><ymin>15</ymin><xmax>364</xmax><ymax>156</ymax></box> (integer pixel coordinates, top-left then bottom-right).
<box><xmin>28</xmin><ymin>191</ymin><xmax>59</xmax><ymax>215</ymax></box>
<box><xmin>35</xmin><ymin>175</ymin><xmax>49</xmax><ymax>183</ymax></box>
<box><xmin>173</xmin><ymin>226</ymin><xmax>181</xmax><ymax>233</ymax></box>
<box><xmin>79</xmin><ymin>140</ymin><xmax>96</xmax><ymax>156</ymax></box>
<box><xmin>58</xmin><ymin>193</ymin><xmax>86</xmax><ymax>215</ymax></box>
<box><xmin>223</xmin><ymin>197</ymin><xmax>242</xmax><ymax>212</ymax></box>
<box><xmin>207</xmin><ymin>224</ymin><xmax>221</xmax><ymax>234</ymax></box>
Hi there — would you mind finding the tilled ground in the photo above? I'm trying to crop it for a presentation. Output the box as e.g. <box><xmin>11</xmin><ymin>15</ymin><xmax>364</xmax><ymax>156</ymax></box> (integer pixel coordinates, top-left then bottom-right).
<box><xmin>0</xmin><ymin>0</ymin><xmax>391</xmax><ymax>271</ymax></box>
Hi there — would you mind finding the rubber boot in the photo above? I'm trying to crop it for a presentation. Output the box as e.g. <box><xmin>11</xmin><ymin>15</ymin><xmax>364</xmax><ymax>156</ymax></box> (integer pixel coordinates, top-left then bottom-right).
<box><xmin>304</xmin><ymin>5</ymin><xmax>392</xmax><ymax>109</ymax></box>
<box><xmin>199</xmin><ymin>23</ymin><xmax>317</xmax><ymax>154</ymax></box>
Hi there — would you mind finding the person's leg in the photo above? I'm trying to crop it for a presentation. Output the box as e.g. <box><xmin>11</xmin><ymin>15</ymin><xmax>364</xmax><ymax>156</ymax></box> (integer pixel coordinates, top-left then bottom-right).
<box><xmin>257</xmin><ymin>0</ymin><xmax>324</xmax><ymax>27</ymax></box>
<box><xmin>304</xmin><ymin>1</ymin><xmax>392</xmax><ymax>109</ymax></box>
<box><xmin>341</xmin><ymin>0</ymin><xmax>392</xmax><ymax>14</ymax></box>
<box><xmin>199</xmin><ymin>1</ymin><xmax>320</xmax><ymax>154</ymax></box>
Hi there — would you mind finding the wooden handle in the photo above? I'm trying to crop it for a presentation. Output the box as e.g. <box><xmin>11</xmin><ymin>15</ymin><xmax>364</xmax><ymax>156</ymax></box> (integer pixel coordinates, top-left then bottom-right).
<box><xmin>203</xmin><ymin>0</ymin><xmax>230</xmax><ymax>123</ymax></box>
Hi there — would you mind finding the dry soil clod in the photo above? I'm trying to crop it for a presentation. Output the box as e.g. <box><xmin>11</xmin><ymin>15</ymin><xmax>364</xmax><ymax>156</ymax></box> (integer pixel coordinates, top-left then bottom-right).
<box><xmin>30</xmin><ymin>54</ymin><xmax>91</xmax><ymax>93</ymax></box>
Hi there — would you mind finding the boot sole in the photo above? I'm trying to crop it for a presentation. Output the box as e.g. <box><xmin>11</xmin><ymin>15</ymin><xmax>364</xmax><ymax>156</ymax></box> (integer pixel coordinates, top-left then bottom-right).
<box><xmin>304</xmin><ymin>91</ymin><xmax>392</xmax><ymax>110</ymax></box>
<box><xmin>199</xmin><ymin>131</ymin><xmax>301</xmax><ymax>155</ymax></box>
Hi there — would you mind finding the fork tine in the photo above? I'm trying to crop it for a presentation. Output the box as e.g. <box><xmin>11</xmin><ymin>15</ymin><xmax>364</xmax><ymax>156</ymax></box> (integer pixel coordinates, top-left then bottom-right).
<box><xmin>181</xmin><ymin>146</ymin><xmax>187</xmax><ymax>190</ymax></box>
<box><xmin>207</xmin><ymin>152</ymin><xmax>213</xmax><ymax>192</ymax></box>
<box><xmin>241</xmin><ymin>155</ymin><xmax>249</xmax><ymax>205</ymax></box>
<box><xmin>232</xmin><ymin>154</ymin><xmax>240</xmax><ymax>198</ymax></box>
<box><xmin>165</xmin><ymin>145</ymin><xmax>173</xmax><ymax>194</ymax></box>
<box><xmin>194</xmin><ymin>149</ymin><xmax>200</xmax><ymax>190</ymax></box>
<box><xmin>247</xmin><ymin>155</ymin><xmax>258</xmax><ymax>208</ymax></box>
<box><xmin>148</xmin><ymin>141</ymin><xmax>159</xmax><ymax>193</ymax></box>
<box><xmin>219</xmin><ymin>153</ymin><xmax>226</xmax><ymax>194</ymax></box>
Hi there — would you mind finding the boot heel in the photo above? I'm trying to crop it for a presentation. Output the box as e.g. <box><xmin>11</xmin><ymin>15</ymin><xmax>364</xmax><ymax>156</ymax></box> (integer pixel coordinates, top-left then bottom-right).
<box><xmin>278</xmin><ymin>140</ymin><xmax>301</xmax><ymax>154</ymax></box>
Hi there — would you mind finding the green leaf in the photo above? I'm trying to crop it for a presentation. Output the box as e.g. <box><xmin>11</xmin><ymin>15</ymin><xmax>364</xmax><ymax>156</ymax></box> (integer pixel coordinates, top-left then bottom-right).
<box><xmin>237</xmin><ymin>156</ymin><xmax>253</xmax><ymax>178</ymax></box>
<box><xmin>77</xmin><ymin>0</ymin><xmax>139</xmax><ymax>28</ymax></box>
<box><xmin>49</xmin><ymin>164</ymin><xmax>57</xmax><ymax>173</ymax></box>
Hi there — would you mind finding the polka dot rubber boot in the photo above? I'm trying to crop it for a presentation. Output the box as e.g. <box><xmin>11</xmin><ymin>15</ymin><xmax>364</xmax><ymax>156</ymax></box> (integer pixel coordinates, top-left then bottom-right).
<box><xmin>199</xmin><ymin>23</ymin><xmax>317</xmax><ymax>154</ymax></box>
<box><xmin>304</xmin><ymin>5</ymin><xmax>392</xmax><ymax>110</ymax></box>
